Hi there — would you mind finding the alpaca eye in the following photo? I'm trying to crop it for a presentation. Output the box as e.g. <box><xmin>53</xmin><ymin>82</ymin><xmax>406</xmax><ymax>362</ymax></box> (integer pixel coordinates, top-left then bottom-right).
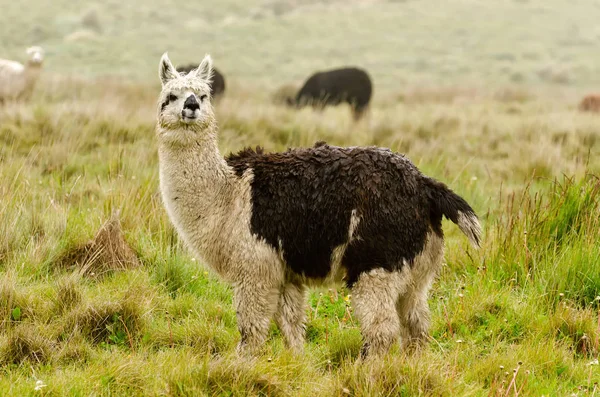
<box><xmin>168</xmin><ymin>94</ymin><xmax>178</xmax><ymax>102</ymax></box>
<box><xmin>200</xmin><ymin>94</ymin><xmax>207</xmax><ymax>101</ymax></box>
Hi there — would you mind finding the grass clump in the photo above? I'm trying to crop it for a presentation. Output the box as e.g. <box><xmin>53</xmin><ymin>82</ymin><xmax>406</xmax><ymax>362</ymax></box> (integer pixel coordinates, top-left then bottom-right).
<box><xmin>52</xmin><ymin>214</ymin><xmax>141</xmax><ymax>278</ymax></box>
<box><xmin>61</xmin><ymin>297</ymin><xmax>143</xmax><ymax>347</ymax></box>
<box><xmin>168</xmin><ymin>356</ymin><xmax>287</xmax><ymax>397</ymax></box>
<box><xmin>548</xmin><ymin>304</ymin><xmax>598</xmax><ymax>358</ymax></box>
<box><xmin>53</xmin><ymin>275</ymin><xmax>83</xmax><ymax>313</ymax></box>
<box><xmin>144</xmin><ymin>319</ymin><xmax>236</xmax><ymax>355</ymax></box>
<box><xmin>0</xmin><ymin>326</ymin><xmax>52</xmax><ymax>365</ymax></box>
<box><xmin>0</xmin><ymin>275</ymin><xmax>19</xmax><ymax>330</ymax></box>
<box><xmin>336</xmin><ymin>355</ymin><xmax>449</xmax><ymax>397</ymax></box>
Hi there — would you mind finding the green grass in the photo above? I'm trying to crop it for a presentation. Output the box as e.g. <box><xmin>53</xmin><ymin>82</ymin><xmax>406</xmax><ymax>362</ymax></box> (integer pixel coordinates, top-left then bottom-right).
<box><xmin>2</xmin><ymin>1</ymin><xmax>600</xmax><ymax>395</ymax></box>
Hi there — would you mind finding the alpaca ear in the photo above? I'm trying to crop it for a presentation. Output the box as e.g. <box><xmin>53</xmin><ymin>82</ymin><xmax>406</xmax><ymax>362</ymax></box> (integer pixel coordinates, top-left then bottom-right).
<box><xmin>192</xmin><ymin>54</ymin><xmax>213</xmax><ymax>81</ymax></box>
<box><xmin>159</xmin><ymin>52</ymin><xmax>179</xmax><ymax>86</ymax></box>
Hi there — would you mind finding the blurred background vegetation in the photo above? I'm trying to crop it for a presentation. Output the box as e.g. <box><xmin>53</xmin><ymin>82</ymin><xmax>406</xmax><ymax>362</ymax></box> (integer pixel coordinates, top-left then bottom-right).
<box><xmin>2</xmin><ymin>0</ymin><xmax>600</xmax><ymax>90</ymax></box>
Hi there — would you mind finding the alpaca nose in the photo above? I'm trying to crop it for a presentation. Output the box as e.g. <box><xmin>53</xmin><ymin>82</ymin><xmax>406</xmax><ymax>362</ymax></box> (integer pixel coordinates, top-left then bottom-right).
<box><xmin>183</xmin><ymin>95</ymin><xmax>199</xmax><ymax>111</ymax></box>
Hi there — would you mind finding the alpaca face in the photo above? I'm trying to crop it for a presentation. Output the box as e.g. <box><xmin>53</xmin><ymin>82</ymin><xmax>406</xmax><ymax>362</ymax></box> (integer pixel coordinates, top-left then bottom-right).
<box><xmin>157</xmin><ymin>53</ymin><xmax>215</xmax><ymax>144</ymax></box>
<box><xmin>26</xmin><ymin>46</ymin><xmax>44</xmax><ymax>66</ymax></box>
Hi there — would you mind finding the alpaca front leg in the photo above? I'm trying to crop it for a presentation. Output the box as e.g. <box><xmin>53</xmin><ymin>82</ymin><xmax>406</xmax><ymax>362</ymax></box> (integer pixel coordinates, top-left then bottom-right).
<box><xmin>274</xmin><ymin>282</ymin><xmax>307</xmax><ymax>353</ymax></box>
<box><xmin>234</xmin><ymin>282</ymin><xmax>280</xmax><ymax>355</ymax></box>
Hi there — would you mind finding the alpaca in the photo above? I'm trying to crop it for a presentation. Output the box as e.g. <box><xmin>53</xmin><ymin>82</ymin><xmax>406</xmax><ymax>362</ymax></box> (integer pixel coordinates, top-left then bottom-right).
<box><xmin>290</xmin><ymin>67</ymin><xmax>373</xmax><ymax>121</ymax></box>
<box><xmin>0</xmin><ymin>46</ymin><xmax>44</xmax><ymax>102</ymax></box>
<box><xmin>156</xmin><ymin>53</ymin><xmax>481</xmax><ymax>357</ymax></box>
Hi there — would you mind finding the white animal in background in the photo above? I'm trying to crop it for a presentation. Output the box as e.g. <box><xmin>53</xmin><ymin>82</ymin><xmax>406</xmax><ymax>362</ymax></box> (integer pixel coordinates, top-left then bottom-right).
<box><xmin>0</xmin><ymin>46</ymin><xmax>45</xmax><ymax>102</ymax></box>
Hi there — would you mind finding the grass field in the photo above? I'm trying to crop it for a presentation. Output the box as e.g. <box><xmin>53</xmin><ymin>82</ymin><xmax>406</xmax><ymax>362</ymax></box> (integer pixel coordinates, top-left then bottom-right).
<box><xmin>2</xmin><ymin>0</ymin><xmax>600</xmax><ymax>396</ymax></box>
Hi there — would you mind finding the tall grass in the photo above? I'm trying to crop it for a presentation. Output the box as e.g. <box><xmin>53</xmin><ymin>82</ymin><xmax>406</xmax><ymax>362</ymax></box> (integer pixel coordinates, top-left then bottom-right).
<box><xmin>487</xmin><ymin>175</ymin><xmax>600</xmax><ymax>307</ymax></box>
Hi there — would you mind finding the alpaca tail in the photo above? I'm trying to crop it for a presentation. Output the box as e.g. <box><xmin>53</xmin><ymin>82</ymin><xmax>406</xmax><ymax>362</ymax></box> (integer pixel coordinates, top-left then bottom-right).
<box><xmin>424</xmin><ymin>177</ymin><xmax>482</xmax><ymax>248</ymax></box>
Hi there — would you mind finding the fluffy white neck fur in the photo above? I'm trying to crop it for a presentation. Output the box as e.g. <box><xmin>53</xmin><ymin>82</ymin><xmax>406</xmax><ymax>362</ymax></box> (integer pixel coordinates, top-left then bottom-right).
<box><xmin>157</xmin><ymin>124</ymin><xmax>244</xmax><ymax>277</ymax></box>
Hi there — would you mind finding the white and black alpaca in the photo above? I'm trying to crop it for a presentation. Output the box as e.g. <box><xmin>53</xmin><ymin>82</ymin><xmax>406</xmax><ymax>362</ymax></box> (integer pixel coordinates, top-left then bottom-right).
<box><xmin>156</xmin><ymin>53</ymin><xmax>482</xmax><ymax>357</ymax></box>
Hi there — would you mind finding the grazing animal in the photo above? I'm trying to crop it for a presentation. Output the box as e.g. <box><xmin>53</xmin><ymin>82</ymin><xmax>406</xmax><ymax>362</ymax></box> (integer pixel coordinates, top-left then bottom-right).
<box><xmin>156</xmin><ymin>53</ymin><xmax>481</xmax><ymax>358</ymax></box>
<box><xmin>291</xmin><ymin>67</ymin><xmax>373</xmax><ymax>121</ymax></box>
<box><xmin>177</xmin><ymin>63</ymin><xmax>225</xmax><ymax>100</ymax></box>
<box><xmin>579</xmin><ymin>95</ymin><xmax>600</xmax><ymax>113</ymax></box>
<box><xmin>0</xmin><ymin>46</ymin><xmax>44</xmax><ymax>102</ymax></box>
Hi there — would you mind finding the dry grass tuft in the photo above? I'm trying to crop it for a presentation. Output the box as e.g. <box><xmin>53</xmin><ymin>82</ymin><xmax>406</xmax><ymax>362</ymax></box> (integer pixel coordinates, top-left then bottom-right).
<box><xmin>145</xmin><ymin>320</ymin><xmax>236</xmax><ymax>355</ymax></box>
<box><xmin>55</xmin><ymin>334</ymin><xmax>93</xmax><ymax>364</ymax></box>
<box><xmin>0</xmin><ymin>326</ymin><xmax>53</xmax><ymax>365</ymax></box>
<box><xmin>168</xmin><ymin>357</ymin><xmax>286</xmax><ymax>396</ymax></box>
<box><xmin>53</xmin><ymin>214</ymin><xmax>140</xmax><ymax>278</ymax></box>
<box><xmin>54</xmin><ymin>275</ymin><xmax>83</xmax><ymax>313</ymax></box>
<box><xmin>0</xmin><ymin>274</ymin><xmax>27</xmax><ymax>331</ymax></box>
<box><xmin>206</xmin><ymin>358</ymin><xmax>285</xmax><ymax>396</ymax></box>
<box><xmin>0</xmin><ymin>276</ymin><xmax>18</xmax><ymax>329</ymax></box>
<box><xmin>336</xmin><ymin>355</ymin><xmax>447</xmax><ymax>396</ymax></box>
<box><xmin>550</xmin><ymin>305</ymin><xmax>598</xmax><ymax>358</ymax></box>
<box><xmin>61</xmin><ymin>298</ymin><xmax>143</xmax><ymax>346</ymax></box>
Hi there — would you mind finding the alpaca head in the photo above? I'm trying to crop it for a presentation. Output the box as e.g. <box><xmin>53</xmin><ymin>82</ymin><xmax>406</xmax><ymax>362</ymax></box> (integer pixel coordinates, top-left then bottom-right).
<box><xmin>157</xmin><ymin>53</ymin><xmax>215</xmax><ymax>144</ymax></box>
<box><xmin>26</xmin><ymin>46</ymin><xmax>44</xmax><ymax>66</ymax></box>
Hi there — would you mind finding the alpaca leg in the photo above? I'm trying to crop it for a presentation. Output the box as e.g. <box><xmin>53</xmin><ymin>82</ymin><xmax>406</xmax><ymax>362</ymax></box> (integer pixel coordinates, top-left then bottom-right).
<box><xmin>352</xmin><ymin>269</ymin><xmax>404</xmax><ymax>358</ymax></box>
<box><xmin>274</xmin><ymin>282</ymin><xmax>307</xmax><ymax>353</ymax></box>
<box><xmin>234</xmin><ymin>281</ymin><xmax>280</xmax><ymax>355</ymax></box>
<box><xmin>352</xmin><ymin>105</ymin><xmax>368</xmax><ymax>121</ymax></box>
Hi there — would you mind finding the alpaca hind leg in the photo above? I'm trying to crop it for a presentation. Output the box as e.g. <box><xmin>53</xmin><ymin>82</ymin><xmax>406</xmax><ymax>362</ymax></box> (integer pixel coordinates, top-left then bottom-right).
<box><xmin>352</xmin><ymin>268</ymin><xmax>406</xmax><ymax>358</ymax></box>
<box><xmin>397</xmin><ymin>232</ymin><xmax>444</xmax><ymax>350</ymax></box>
<box><xmin>397</xmin><ymin>284</ymin><xmax>432</xmax><ymax>351</ymax></box>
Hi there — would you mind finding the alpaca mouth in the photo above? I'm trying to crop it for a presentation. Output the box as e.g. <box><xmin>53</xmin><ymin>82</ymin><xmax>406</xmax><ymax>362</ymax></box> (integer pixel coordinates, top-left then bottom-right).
<box><xmin>181</xmin><ymin>110</ymin><xmax>199</xmax><ymax>122</ymax></box>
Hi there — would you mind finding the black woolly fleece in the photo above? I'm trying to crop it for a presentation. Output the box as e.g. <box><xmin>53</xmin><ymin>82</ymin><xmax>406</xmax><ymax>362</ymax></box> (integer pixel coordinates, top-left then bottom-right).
<box><xmin>226</xmin><ymin>142</ymin><xmax>477</xmax><ymax>287</ymax></box>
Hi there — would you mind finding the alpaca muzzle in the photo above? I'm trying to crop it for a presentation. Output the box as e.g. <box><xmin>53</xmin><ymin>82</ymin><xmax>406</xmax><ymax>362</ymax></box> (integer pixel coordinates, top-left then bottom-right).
<box><xmin>181</xmin><ymin>95</ymin><xmax>200</xmax><ymax>120</ymax></box>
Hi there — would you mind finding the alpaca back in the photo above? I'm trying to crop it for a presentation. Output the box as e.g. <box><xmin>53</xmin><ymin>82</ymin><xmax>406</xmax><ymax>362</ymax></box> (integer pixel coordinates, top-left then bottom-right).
<box><xmin>226</xmin><ymin>143</ymin><xmax>438</xmax><ymax>286</ymax></box>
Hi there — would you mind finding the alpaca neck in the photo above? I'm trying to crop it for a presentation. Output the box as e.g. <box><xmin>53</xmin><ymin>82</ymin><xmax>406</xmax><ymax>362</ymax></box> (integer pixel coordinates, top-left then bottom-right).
<box><xmin>158</xmin><ymin>123</ymin><xmax>247</xmax><ymax>275</ymax></box>
<box><xmin>20</xmin><ymin>65</ymin><xmax>42</xmax><ymax>98</ymax></box>
<box><xmin>24</xmin><ymin>64</ymin><xmax>42</xmax><ymax>80</ymax></box>
<box><xmin>158</xmin><ymin>126</ymin><xmax>234</xmax><ymax>211</ymax></box>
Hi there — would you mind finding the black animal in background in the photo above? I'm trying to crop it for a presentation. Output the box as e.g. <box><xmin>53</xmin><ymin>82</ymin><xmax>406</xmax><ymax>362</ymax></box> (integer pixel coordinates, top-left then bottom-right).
<box><xmin>177</xmin><ymin>64</ymin><xmax>226</xmax><ymax>100</ymax></box>
<box><xmin>292</xmin><ymin>67</ymin><xmax>373</xmax><ymax>121</ymax></box>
